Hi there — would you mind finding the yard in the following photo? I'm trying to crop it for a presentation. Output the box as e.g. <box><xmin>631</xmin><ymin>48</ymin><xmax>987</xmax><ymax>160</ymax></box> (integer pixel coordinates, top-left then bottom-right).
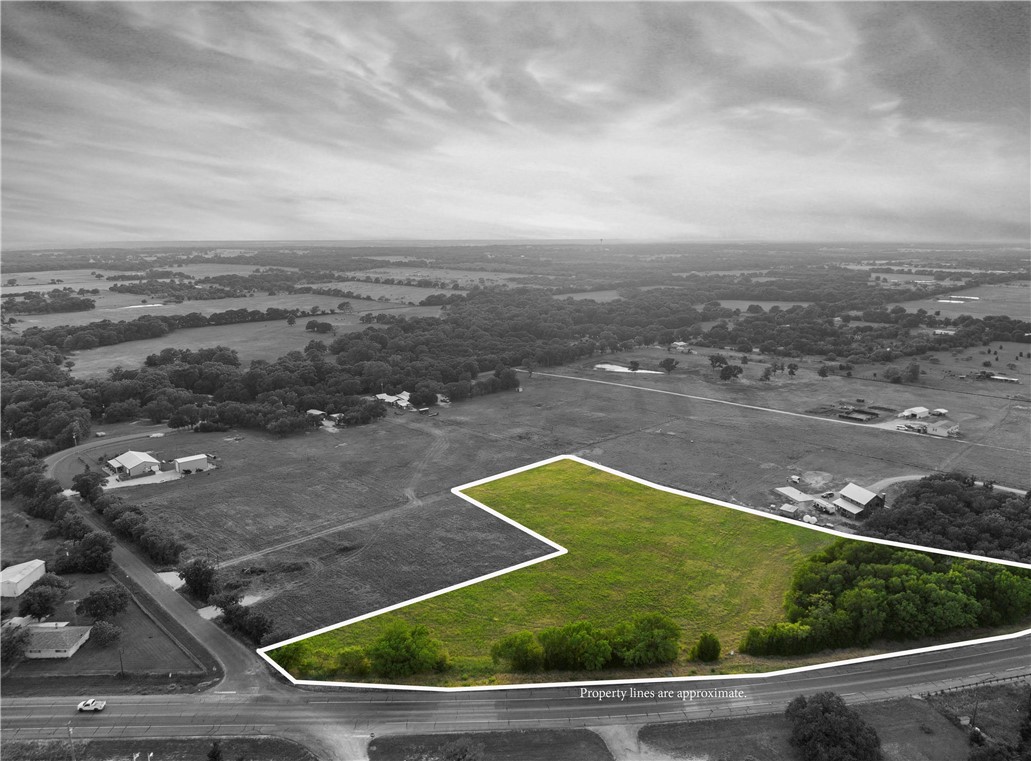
<box><xmin>891</xmin><ymin>282</ymin><xmax>1031</xmax><ymax>321</ymax></box>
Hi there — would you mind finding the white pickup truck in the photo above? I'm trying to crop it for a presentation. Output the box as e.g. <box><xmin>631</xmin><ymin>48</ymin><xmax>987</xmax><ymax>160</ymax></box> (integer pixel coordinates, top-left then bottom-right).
<box><xmin>76</xmin><ymin>698</ymin><xmax>106</xmax><ymax>712</ymax></box>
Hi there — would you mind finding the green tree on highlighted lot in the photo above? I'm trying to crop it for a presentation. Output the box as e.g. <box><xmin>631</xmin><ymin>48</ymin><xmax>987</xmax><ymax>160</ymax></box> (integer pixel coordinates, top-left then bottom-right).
<box><xmin>368</xmin><ymin>621</ymin><xmax>449</xmax><ymax>677</ymax></box>
<box><xmin>491</xmin><ymin>630</ymin><xmax>544</xmax><ymax>672</ymax></box>
<box><xmin>610</xmin><ymin>613</ymin><xmax>680</xmax><ymax>667</ymax></box>
<box><xmin>691</xmin><ymin>632</ymin><xmax>721</xmax><ymax>662</ymax></box>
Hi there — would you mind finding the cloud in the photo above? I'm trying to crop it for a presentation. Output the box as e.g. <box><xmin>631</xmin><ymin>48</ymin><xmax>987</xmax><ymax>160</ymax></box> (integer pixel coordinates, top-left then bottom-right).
<box><xmin>2</xmin><ymin>2</ymin><xmax>1027</xmax><ymax>247</ymax></box>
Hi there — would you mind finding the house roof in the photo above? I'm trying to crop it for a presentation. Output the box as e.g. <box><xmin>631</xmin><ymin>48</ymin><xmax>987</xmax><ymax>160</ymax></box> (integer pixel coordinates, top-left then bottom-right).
<box><xmin>27</xmin><ymin>625</ymin><xmax>91</xmax><ymax>651</ymax></box>
<box><xmin>305</xmin><ymin>409</ymin><xmax>326</xmax><ymax>416</ymax></box>
<box><xmin>774</xmin><ymin>486</ymin><xmax>811</xmax><ymax>503</ymax></box>
<box><xmin>109</xmin><ymin>451</ymin><xmax>159</xmax><ymax>470</ymax></box>
<box><xmin>902</xmin><ymin>406</ymin><xmax>930</xmax><ymax>415</ymax></box>
<box><xmin>173</xmin><ymin>454</ymin><xmax>208</xmax><ymax>464</ymax></box>
<box><xmin>840</xmin><ymin>483</ymin><xmax>879</xmax><ymax>506</ymax></box>
<box><xmin>0</xmin><ymin>559</ymin><xmax>44</xmax><ymax>584</ymax></box>
<box><xmin>833</xmin><ymin>498</ymin><xmax>865</xmax><ymax>516</ymax></box>
<box><xmin>778</xmin><ymin>503</ymin><xmax>799</xmax><ymax>514</ymax></box>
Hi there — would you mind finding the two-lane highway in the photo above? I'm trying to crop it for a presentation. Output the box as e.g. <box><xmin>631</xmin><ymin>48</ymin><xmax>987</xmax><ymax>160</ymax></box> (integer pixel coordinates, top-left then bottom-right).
<box><xmin>4</xmin><ymin>633</ymin><xmax>1029</xmax><ymax>760</ymax></box>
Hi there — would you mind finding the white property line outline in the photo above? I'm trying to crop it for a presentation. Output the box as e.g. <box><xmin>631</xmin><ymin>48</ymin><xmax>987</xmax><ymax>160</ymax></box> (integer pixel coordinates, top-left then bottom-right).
<box><xmin>256</xmin><ymin>454</ymin><xmax>1031</xmax><ymax>692</ymax></box>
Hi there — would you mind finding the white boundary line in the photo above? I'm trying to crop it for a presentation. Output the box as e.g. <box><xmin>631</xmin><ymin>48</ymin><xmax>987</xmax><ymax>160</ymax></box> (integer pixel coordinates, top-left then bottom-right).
<box><xmin>256</xmin><ymin>454</ymin><xmax>1031</xmax><ymax>692</ymax></box>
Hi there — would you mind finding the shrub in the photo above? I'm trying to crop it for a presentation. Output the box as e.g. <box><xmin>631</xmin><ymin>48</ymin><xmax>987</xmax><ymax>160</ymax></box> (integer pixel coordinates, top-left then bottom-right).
<box><xmin>609</xmin><ymin>613</ymin><xmax>680</xmax><ymax>667</ymax></box>
<box><xmin>691</xmin><ymin>632</ymin><xmax>721</xmax><ymax>662</ymax></box>
<box><xmin>368</xmin><ymin>621</ymin><xmax>448</xmax><ymax>677</ymax></box>
<box><xmin>538</xmin><ymin>621</ymin><xmax>611</xmax><ymax>671</ymax></box>
<box><xmin>335</xmin><ymin>646</ymin><xmax>371</xmax><ymax>677</ymax></box>
<box><xmin>91</xmin><ymin>620</ymin><xmax>123</xmax><ymax>647</ymax></box>
<box><xmin>491</xmin><ymin>631</ymin><xmax>544</xmax><ymax>672</ymax></box>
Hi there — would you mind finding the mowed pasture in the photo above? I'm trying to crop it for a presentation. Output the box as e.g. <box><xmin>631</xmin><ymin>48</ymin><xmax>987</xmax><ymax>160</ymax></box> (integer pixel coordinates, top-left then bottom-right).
<box><xmin>65</xmin><ymin>303</ymin><xmax>443</xmax><ymax>377</ymax></box>
<box><xmin>269</xmin><ymin>459</ymin><xmax>836</xmax><ymax>686</ymax></box>
<box><xmin>126</xmin><ymin>353</ymin><xmax>1030</xmax><ymax>642</ymax></box>
<box><xmin>892</xmin><ymin>282</ymin><xmax>1031</xmax><ymax>320</ymax></box>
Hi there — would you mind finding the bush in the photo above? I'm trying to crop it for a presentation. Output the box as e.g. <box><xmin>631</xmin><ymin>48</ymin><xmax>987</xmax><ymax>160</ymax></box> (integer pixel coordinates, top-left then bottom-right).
<box><xmin>368</xmin><ymin>621</ymin><xmax>448</xmax><ymax>677</ymax></box>
<box><xmin>691</xmin><ymin>632</ymin><xmax>721</xmax><ymax>662</ymax></box>
<box><xmin>609</xmin><ymin>613</ymin><xmax>680</xmax><ymax>667</ymax></box>
<box><xmin>538</xmin><ymin>621</ymin><xmax>611</xmax><ymax>671</ymax></box>
<box><xmin>335</xmin><ymin>646</ymin><xmax>371</xmax><ymax>677</ymax></box>
<box><xmin>491</xmin><ymin>631</ymin><xmax>544</xmax><ymax>672</ymax></box>
<box><xmin>90</xmin><ymin>620</ymin><xmax>123</xmax><ymax>647</ymax></box>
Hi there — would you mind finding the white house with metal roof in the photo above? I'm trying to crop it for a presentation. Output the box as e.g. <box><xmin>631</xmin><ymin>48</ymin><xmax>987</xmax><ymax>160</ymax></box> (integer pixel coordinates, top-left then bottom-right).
<box><xmin>107</xmin><ymin>451</ymin><xmax>160</xmax><ymax>478</ymax></box>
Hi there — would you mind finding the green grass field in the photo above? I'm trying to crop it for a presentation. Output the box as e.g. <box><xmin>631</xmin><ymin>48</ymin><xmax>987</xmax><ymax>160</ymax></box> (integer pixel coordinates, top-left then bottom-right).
<box><xmin>268</xmin><ymin>458</ymin><xmax>835</xmax><ymax>686</ymax></box>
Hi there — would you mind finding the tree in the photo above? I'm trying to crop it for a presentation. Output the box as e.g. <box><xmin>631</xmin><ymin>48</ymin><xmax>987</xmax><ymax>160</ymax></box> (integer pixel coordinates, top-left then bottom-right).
<box><xmin>659</xmin><ymin>358</ymin><xmax>679</xmax><ymax>374</ymax></box>
<box><xmin>817</xmin><ymin>365</ymin><xmax>829</xmax><ymax>378</ymax></box>
<box><xmin>368</xmin><ymin>621</ymin><xmax>449</xmax><ymax>677</ymax></box>
<box><xmin>904</xmin><ymin>362</ymin><xmax>921</xmax><ymax>382</ymax></box>
<box><xmin>719</xmin><ymin>364</ymin><xmax>743</xmax><ymax>381</ymax></box>
<box><xmin>785</xmin><ymin>692</ymin><xmax>882</xmax><ymax>761</ymax></box>
<box><xmin>178</xmin><ymin>558</ymin><xmax>218</xmax><ymax>603</ymax></box>
<box><xmin>610</xmin><ymin>613</ymin><xmax>680</xmax><ymax>667</ymax></box>
<box><xmin>760</xmin><ymin>366</ymin><xmax>773</xmax><ymax>382</ymax></box>
<box><xmin>523</xmin><ymin>357</ymin><xmax>537</xmax><ymax>377</ymax></box>
<box><xmin>691</xmin><ymin>632</ymin><xmax>721</xmax><ymax>662</ymax></box>
<box><xmin>286</xmin><ymin>315</ymin><xmax>296</xmax><ymax>326</ymax></box>
<box><xmin>75</xmin><ymin>586</ymin><xmax>130</xmax><ymax>621</ymax></box>
<box><xmin>71</xmin><ymin>470</ymin><xmax>106</xmax><ymax>503</ymax></box>
<box><xmin>0</xmin><ymin>625</ymin><xmax>30</xmax><ymax>665</ymax></box>
<box><xmin>19</xmin><ymin>585</ymin><xmax>63</xmax><ymax>619</ymax></box>
<box><xmin>709</xmin><ymin>353</ymin><xmax>729</xmax><ymax>369</ymax></box>
<box><xmin>90</xmin><ymin>620</ymin><xmax>123</xmax><ymax>647</ymax></box>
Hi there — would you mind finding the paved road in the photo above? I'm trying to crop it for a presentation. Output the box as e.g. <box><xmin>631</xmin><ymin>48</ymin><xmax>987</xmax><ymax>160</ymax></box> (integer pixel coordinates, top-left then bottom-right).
<box><xmin>3</xmin><ymin>634</ymin><xmax>1029</xmax><ymax>760</ymax></box>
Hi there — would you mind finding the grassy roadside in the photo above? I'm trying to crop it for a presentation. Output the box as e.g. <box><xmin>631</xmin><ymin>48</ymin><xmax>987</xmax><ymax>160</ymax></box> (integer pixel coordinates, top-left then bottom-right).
<box><xmin>1</xmin><ymin>736</ymin><xmax>318</xmax><ymax>761</ymax></box>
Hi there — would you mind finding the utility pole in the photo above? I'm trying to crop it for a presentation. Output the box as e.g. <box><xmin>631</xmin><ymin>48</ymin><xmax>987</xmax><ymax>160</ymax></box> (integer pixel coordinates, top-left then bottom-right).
<box><xmin>67</xmin><ymin>726</ymin><xmax>76</xmax><ymax>761</ymax></box>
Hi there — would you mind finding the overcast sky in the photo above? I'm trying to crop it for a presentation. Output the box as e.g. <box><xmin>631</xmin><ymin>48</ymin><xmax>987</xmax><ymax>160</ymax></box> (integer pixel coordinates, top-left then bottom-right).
<box><xmin>2</xmin><ymin>2</ymin><xmax>1028</xmax><ymax>248</ymax></box>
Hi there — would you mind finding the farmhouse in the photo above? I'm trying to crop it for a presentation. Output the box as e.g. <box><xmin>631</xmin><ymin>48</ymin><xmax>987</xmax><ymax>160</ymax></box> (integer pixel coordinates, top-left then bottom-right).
<box><xmin>107</xmin><ymin>450</ymin><xmax>159</xmax><ymax>479</ymax></box>
<box><xmin>0</xmin><ymin>559</ymin><xmax>45</xmax><ymax>597</ymax></box>
<box><xmin>832</xmin><ymin>482</ymin><xmax>884</xmax><ymax>519</ymax></box>
<box><xmin>173</xmin><ymin>454</ymin><xmax>211</xmax><ymax>473</ymax></box>
<box><xmin>898</xmin><ymin>407</ymin><xmax>930</xmax><ymax>419</ymax></box>
<box><xmin>24</xmin><ymin>623</ymin><xmax>92</xmax><ymax>659</ymax></box>
<box><xmin>774</xmin><ymin>486</ymin><xmax>813</xmax><ymax>507</ymax></box>
<box><xmin>375</xmin><ymin>391</ymin><xmax>414</xmax><ymax>409</ymax></box>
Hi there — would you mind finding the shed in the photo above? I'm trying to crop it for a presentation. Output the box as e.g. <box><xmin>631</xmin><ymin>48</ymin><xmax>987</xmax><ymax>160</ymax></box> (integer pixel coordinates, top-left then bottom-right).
<box><xmin>108</xmin><ymin>450</ymin><xmax>159</xmax><ymax>478</ymax></box>
<box><xmin>778</xmin><ymin>503</ymin><xmax>800</xmax><ymax>517</ymax></box>
<box><xmin>173</xmin><ymin>454</ymin><xmax>211</xmax><ymax>473</ymax></box>
<box><xmin>305</xmin><ymin>409</ymin><xmax>327</xmax><ymax>419</ymax></box>
<box><xmin>24</xmin><ymin>624</ymin><xmax>92</xmax><ymax>659</ymax></box>
<box><xmin>774</xmin><ymin>486</ymin><xmax>813</xmax><ymax>507</ymax></box>
<box><xmin>932</xmin><ymin>408</ymin><xmax>948</xmax><ymax>416</ymax></box>
<box><xmin>0</xmin><ymin>559</ymin><xmax>45</xmax><ymax>598</ymax></box>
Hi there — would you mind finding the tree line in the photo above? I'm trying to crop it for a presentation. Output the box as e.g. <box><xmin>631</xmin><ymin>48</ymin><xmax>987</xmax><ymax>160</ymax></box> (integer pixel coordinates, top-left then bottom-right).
<box><xmin>740</xmin><ymin>540</ymin><xmax>1031</xmax><ymax>657</ymax></box>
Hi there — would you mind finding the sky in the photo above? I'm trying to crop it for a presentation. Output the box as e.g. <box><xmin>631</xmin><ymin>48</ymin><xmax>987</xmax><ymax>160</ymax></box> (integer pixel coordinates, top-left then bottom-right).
<box><xmin>2</xmin><ymin>2</ymin><xmax>1028</xmax><ymax>248</ymax></box>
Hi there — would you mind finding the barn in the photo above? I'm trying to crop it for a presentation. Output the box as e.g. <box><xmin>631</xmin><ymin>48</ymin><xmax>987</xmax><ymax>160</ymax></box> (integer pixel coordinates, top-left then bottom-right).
<box><xmin>833</xmin><ymin>482</ymin><xmax>885</xmax><ymax>518</ymax></box>
<box><xmin>0</xmin><ymin>559</ymin><xmax>45</xmax><ymax>598</ymax></box>
<box><xmin>774</xmin><ymin>486</ymin><xmax>813</xmax><ymax>508</ymax></box>
<box><xmin>107</xmin><ymin>451</ymin><xmax>160</xmax><ymax>479</ymax></box>
<box><xmin>898</xmin><ymin>407</ymin><xmax>931</xmax><ymax>419</ymax></box>
<box><xmin>173</xmin><ymin>454</ymin><xmax>211</xmax><ymax>473</ymax></box>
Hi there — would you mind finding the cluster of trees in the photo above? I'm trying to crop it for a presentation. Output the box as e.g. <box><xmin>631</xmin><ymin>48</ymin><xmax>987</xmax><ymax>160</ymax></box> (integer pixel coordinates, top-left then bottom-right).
<box><xmin>864</xmin><ymin>474</ymin><xmax>1031</xmax><ymax>563</ymax></box>
<box><xmin>1</xmin><ymin>441</ymin><xmax>115</xmax><ymax>573</ymax></box>
<box><xmin>786</xmin><ymin>692</ymin><xmax>882</xmax><ymax>761</ymax></box>
<box><xmin>740</xmin><ymin>540</ymin><xmax>1031</xmax><ymax>657</ymax></box>
<box><xmin>490</xmin><ymin>614</ymin><xmax>685</xmax><ymax>672</ymax></box>
<box><xmin>1</xmin><ymin>288</ymin><xmax>97</xmax><ymax>315</ymax></box>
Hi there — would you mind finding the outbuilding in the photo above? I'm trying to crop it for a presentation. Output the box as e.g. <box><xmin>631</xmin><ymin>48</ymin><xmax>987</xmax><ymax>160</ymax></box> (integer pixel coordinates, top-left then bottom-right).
<box><xmin>24</xmin><ymin>623</ymin><xmax>92</xmax><ymax>659</ymax></box>
<box><xmin>833</xmin><ymin>498</ymin><xmax>867</xmax><ymax>519</ymax></box>
<box><xmin>778</xmin><ymin>503</ymin><xmax>800</xmax><ymax>517</ymax></box>
<box><xmin>898</xmin><ymin>407</ymin><xmax>930</xmax><ymax>419</ymax></box>
<box><xmin>927</xmin><ymin>419</ymin><xmax>960</xmax><ymax>437</ymax></box>
<box><xmin>0</xmin><ymin>559</ymin><xmax>45</xmax><ymax>598</ymax></box>
<box><xmin>838</xmin><ymin>482</ymin><xmax>884</xmax><ymax>513</ymax></box>
<box><xmin>774</xmin><ymin>486</ymin><xmax>813</xmax><ymax>507</ymax></box>
<box><xmin>173</xmin><ymin>454</ymin><xmax>211</xmax><ymax>473</ymax></box>
<box><xmin>107</xmin><ymin>451</ymin><xmax>160</xmax><ymax>479</ymax></box>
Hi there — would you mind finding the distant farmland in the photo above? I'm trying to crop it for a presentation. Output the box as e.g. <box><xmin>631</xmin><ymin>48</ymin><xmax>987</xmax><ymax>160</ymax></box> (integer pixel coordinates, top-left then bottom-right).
<box><xmin>892</xmin><ymin>283</ymin><xmax>1031</xmax><ymax>321</ymax></box>
<box><xmin>268</xmin><ymin>458</ymin><xmax>836</xmax><ymax>686</ymax></box>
